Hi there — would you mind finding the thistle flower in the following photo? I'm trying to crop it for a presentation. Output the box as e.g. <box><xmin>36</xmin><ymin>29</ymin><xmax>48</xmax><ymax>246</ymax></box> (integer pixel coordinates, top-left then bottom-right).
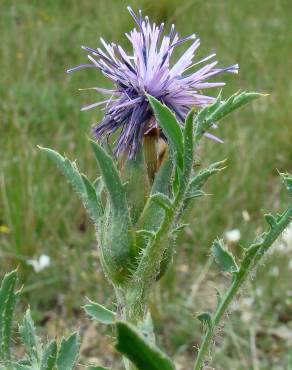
<box><xmin>67</xmin><ymin>7</ymin><xmax>238</xmax><ymax>158</ymax></box>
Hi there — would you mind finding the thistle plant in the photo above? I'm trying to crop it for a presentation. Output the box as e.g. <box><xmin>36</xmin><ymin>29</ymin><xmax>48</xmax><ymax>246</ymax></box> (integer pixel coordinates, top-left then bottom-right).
<box><xmin>1</xmin><ymin>7</ymin><xmax>291</xmax><ymax>370</ymax></box>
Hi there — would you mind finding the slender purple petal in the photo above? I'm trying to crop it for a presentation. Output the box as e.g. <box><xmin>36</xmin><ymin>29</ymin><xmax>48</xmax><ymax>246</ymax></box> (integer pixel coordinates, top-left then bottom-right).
<box><xmin>68</xmin><ymin>7</ymin><xmax>239</xmax><ymax>157</ymax></box>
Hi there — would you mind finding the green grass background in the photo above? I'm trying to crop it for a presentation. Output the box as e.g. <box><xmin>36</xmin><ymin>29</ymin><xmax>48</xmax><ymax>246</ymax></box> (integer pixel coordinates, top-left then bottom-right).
<box><xmin>1</xmin><ymin>0</ymin><xmax>292</xmax><ymax>368</ymax></box>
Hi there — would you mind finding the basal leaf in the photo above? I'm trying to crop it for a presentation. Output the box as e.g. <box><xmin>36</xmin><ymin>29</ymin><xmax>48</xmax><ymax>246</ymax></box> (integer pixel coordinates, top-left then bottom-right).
<box><xmin>212</xmin><ymin>239</ymin><xmax>238</xmax><ymax>273</ymax></box>
<box><xmin>0</xmin><ymin>270</ymin><xmax>18</xmax><ymax>362</ymax></box>
<box><xmin>147</xmin><ymin>95</ymin><xmax>184</xmax><ymax>169</ymax></box>
<box><xmin>40</xmin><ymin>340</ymin><xmax>57</xmax><ymax>370</ymax></box>
<box><xmin>84</xmin><ymin>299</ymin><xmax>116</xmax><ymax>325</ymax></box>
<box><xmin>56</xmin><ymin>332</ymin><xmax>80</xmax><ymax>370</ymax></box>
<box><xmin>115</xmin><ymin>322</ymin><xmax>175</xmax><ymax>370</ymax></box>
<box><xmin>19</xmin><ymin>309</ymin><xmax>42</xmax><ymax>363</ymax></box>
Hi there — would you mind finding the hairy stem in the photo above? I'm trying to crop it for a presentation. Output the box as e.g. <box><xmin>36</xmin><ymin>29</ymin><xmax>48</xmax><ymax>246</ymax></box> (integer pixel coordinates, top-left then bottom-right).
<box><xmin>193</xmin><ymin>202</ymin><xmax>292</xmax><ymax>370</ymax></box>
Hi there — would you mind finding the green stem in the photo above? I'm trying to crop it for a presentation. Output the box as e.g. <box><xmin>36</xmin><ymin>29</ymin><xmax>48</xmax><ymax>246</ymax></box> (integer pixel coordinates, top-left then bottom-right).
<box><xmin>193</xmin><ymin>276</ymin><xmax>244</xmax><ymax>370</ymax></box>
<box><xmin>193</xmin><ymin>202</ymin><xmax>292</xmax><ymax>370</ymax></box>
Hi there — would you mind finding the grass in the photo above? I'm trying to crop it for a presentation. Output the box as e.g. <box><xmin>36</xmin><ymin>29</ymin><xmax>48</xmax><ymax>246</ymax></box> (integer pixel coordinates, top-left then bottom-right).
<box><xmin>1</xmin><ymin>0</ymin><xmax>292</xmax><ymax>368</ymax></box>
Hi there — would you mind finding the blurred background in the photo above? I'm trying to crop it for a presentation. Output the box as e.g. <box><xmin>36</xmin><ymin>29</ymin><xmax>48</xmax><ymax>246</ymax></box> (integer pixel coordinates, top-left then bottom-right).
<box><xmin>1</xmin><ymin>0</ymin><xmax>292</xmax><ymax>368</ymax></box>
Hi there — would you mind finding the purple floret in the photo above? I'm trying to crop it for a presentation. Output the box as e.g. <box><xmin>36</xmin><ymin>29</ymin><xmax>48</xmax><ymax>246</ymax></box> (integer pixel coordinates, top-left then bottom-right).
<box><xmin>67</xmin><ymin>7</ymin><xmax>238</xmax><ymax>158</ymax></box>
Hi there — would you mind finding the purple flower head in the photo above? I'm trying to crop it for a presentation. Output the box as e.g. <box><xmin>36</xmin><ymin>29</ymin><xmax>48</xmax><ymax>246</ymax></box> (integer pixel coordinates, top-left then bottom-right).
<box><xmin>67</xmin><ymin>7</ymin><xmax>238</xmax><ymax>158</ymax></box>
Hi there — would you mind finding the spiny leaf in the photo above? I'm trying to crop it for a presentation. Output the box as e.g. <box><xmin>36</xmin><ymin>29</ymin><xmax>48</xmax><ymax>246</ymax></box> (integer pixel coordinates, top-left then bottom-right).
<box><xmin>84</xmin><ymin>299</ymin><xmax>116</xmax><ymax>325</ymax></box>
<box><xmin>197</xmin><ymin>312</ymin><xmax>213</xmax><ymax>329</ymax></box>
<box><xmin>19</xmin><ymin>309</ymin><xmax>42</xmax><ymax>363</ymax></box>
<box><xmin>171</xmin><ymin>223</ymin><xmax>188</xmax><ymax>236</ymax></box>
<box><xmin>39</xmin><ymin>146</ymin><xmax>84</xmax><ymax>193</ymax></box>
<box><xmin>264</xmin><ymin>214</ymin><xmax>277</xmax><ymax>228</ymax></box>
<box><xmin>90</xmin><ymin>140</ymin><xmax>128</xmax><ymax>216</ymax></box>
<box><xmin>147</xmin><ymin>94</ymin><xmax>184</xmax><ymax>169</ymax></box>
<box><xmin>195</xmin><ymin>91</ymin><xmax>264</xmax><ymax>141</ymax></box>
<box><xmin>280</xmin><ymin>172</ymin><xmax>292</xmax><ymax>197</ymax></box>
<box><xmin>150</xmin><ymin>193</ymin><xmax>173</xmax><ymax>212</ymax></box>
<box><xmin>81</xmin><ymin>174</ymin><xmax>103</xmax><ymax>220</ymax></box>
<box><xmin>212</xmin><ymin>239</ymin><xmax>239</xmax><ymax>273</ymax></box>
<box><xmin>12</xmin><ymin>364</ymin><xmax>32</xmax><ymax>370</ymax></box>
<box><xmin>56</xmin><ymin>332</ymin><xmax>80</xmax><ymax>370</ymax></box>
<box><xmin>189</xmin><ymin>159</ymin><xmax>227</xmax><ymax>190</ymax></box>
<box><xmin>209</xmin><ymin>91</ymin><xmax>263</xmax><ymax>123</ymax></box>
<box><xmin>93</xmin><ymin>176</ymin><xmax>104</xmax><ymax>196</ymax></box>
<box><xmin>115</xmin><ymin>321</ymin><xmax>176</xmax><ymax>370</ymax></box>
<box><xmin>39</xmin><ymin>147</ymin><xmax>103</xmax><ymax>222</ymax></box>
<box><xmin>40</xmin><ymin>340</ymin><xmax>57</xmax><ymax>370</ymax></box>
<box><xmin>185</xmin><ymin>190</ymin><xmax>206</xmax><ymax>201</ymax></box>
<box><xmin>136</xmin><ymin>229</ymin><xmax>156</xmax><ymax>241</ymax></box>
<box><xmin>0</xmin><ymin>270</ymin><xmax>18</xmax><ymax>362</ymax></box>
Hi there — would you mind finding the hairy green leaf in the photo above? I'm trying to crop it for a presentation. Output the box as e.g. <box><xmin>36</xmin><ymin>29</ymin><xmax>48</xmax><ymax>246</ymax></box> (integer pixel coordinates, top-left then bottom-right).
<box><xmin>39</xmin><ymin>146</ymin><xmax>84</xmax><ymax>193</ymax></box>
<box><xmin>56</xmin><ymin>332</ymin><xmax>80</xmax><ymax>370</ymax></box>
<box><xmin>136</xmin><ymin>229</ymin><xmax>156</xmax><ymax>241</ymax></box>
<box><xmin>185</xmin><ymin>190</ymin><xmax>206</xmax><ymax>201</ymax></box>
<box><xmin>39</xmin><ymin>147</ymin><xmax>102</xmax><ymax>222</ymax></box>
<box><xmin>212</xmin><ymin>239</ymin><xmax>239</xmax><ymax>273</ymax></box>
<box><xmin>189</xmin><ymin>160</ymin><xmax>226</xmax><ymax>191</ymax></box>
<box><xmin>137</xmin><ymin>157</ymin><xmax>173</xmax><ymax>236</ymax></box>
<box><xmin>115</xmin><ymin>322</ymin><xmax>175</xmax><ymax>370</ymax></box>
<box><xmin>0</xmin><ymin>270</ymin><xmax>18</xmax><ymax>362</ymax></box>
<box><xmin>84</xmin><ymin>299</ymin><xmax>116</xmax><ymax>325</ymax></box>
<box><xmin>197</xmin><ymin>312</ymin><xmax>212</xmax><ymax>329</ymax></box>
<box><xmin>123</xmin><ymin>147</ymin><xmax>150</xmax><ymax>224</ymax></box>
<box><xmin>280</xmin><ymin>172</ymin><xmax>292</xmax><ymax>197</ymax></box>
<box><xmin>13</xmin><ymin>364</ymin><xmax>32</xmax><ymax>370</ymax></box>
<box><xmin>81</xmin><ymin>174</ymin><xmax>103</xmax><ymax>220</ymax></box>
<box><xmin>40</xmin><ymin>340</ymin><xmax>57</xmax><ymax>370</ymax></box>
<box><xmin>264</xmin><ymin>214</ymin><xmax>277</xmax><ymax>228</ymax></box>
<box><xmin>195</xmin><ymin>91</ymin><xmax>263</xmax><ymax>141</ymax></box>
<box><xmin>183</xmin><ymin>109</ymin><xmax>195</xmax><ymax>178</ymax></box>
<box><xmin>147</xmin><ymin>95</ymin><xmax>184</xmax><ymax>169</ymax></box>
<box><xmin>90</xmin><ymin>140</ymin><xmax>128</xmax><ymax>215</ymax></box>
<box><xmin>150</xmin><ymin>193</ymin><xmax>173</xmax><ymax>212</ymax></box>
<box><xmin>19</xmin><ymin>309</ymin><xmax>42</xmax><ymax>363</ymax></box>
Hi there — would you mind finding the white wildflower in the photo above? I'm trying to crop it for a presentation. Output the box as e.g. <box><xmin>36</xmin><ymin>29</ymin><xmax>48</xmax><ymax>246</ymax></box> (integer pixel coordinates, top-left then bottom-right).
<box><xmin>27</xmin><ymin>254</ymin><xmax>50</xmax><ymax>272</ymax></box>
<box><xmin>225</xmin><ymin>229</ymin><xmax>241</xmax><ymax>244</ymax></box>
